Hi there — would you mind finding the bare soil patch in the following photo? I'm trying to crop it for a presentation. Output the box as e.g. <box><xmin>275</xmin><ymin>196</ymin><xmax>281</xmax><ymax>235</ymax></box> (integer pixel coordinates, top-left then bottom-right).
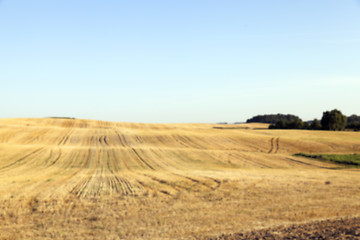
<box><xmin>209</xmin><ymin>217</ymin><xmax>360</xmax><ymax>240</ymax></box>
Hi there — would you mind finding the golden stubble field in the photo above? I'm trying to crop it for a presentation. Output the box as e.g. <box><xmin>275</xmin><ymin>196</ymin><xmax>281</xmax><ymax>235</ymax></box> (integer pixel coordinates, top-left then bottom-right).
<box><xmin>0</xmin><ymin>118</ymin><xmax>359</xmax><ymax>239</ymax></box>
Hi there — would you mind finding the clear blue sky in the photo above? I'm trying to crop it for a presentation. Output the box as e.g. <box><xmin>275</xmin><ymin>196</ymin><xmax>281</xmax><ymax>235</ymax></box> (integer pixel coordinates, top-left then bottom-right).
<box><xmin>0</xmin><ymin>0</ymin><xmax>359</xmax><ymax>123</ymax></box>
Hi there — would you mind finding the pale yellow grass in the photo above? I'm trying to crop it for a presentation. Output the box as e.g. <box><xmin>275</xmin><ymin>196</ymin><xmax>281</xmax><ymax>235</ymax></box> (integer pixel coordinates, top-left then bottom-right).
<box><xmin>0</xmin><ymin>118</ymin><xmax>359</xmax><ymax>239</ymax></box>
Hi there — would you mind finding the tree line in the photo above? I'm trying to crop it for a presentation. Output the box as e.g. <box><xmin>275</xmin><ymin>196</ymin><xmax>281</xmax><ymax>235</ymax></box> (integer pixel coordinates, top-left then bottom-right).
<box><xmin>246</xmin><ymin>110</ymin><xmax>360</xmax><ymax>131</ymax></box>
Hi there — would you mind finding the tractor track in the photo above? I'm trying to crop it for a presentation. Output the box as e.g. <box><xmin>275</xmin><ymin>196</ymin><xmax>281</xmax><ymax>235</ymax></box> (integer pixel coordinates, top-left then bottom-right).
<box><xmin>131</xmin><ymin>148</ymin><xmax>155</xmax><ymax>170</ymax></box>
<box><xmin>285</xmin><ymin>157</ymin><xmax>335</xmax><ymax>169</ymax></box>
<box><xmin>0</xmin><ymin>147</ymin><xmax>45</xmax><ymax>170</ymax></box>
<box><xmin>268</xmin><ymin>137</ymin><xmax>280</xmax><ymax>154</ymax></box>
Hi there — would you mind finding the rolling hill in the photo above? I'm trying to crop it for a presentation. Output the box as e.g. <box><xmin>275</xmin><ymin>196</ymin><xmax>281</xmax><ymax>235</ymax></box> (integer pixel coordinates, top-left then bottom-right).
<box><xmin>0</xmin><ymin>118</ymin><xmax>359</xmax><ymax>239</ymax></box>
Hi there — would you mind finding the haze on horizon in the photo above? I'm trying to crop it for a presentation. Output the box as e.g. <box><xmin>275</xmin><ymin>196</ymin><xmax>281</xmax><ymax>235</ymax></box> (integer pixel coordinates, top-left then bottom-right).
<box><xmin>0</xmin><ymin>0</ymin><xmax>359</xmax><ymax>123</ymax></box>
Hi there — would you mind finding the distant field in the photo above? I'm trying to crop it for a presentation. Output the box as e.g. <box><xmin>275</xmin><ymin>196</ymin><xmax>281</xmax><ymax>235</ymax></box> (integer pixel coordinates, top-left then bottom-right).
<box><xmin>0</xmin><ymin>118</ymin><xmax>359</xmax><ymax>239</ymax></box>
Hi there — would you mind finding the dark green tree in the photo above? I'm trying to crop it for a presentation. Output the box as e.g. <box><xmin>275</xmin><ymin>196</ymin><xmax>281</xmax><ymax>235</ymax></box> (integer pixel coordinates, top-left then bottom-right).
<box><xmin>272</xmin><ymin>119</ymin><xmax>287</xmax><ymax>129</ymax></box>
<box><xmin>346</xmin><ymin>115</ymin><xmax>360</xmax><ymax>131</ymax></box>
<box><xmin>303</xmin><ymin>121</ymin><xmax>310</xmax><ymax>130</ymax></box>
<box><xmin>347</xmin><ymin>114</ymin><xmax>360</xmax><ymax>124</ymax></box>
<box><xmin>269</xmin><ymin>119</ymin><xmax>304</xmax><ymax>129</ymax></box>
<box><xmin>288</xmin><ymin>118</ymin><xmax>304</xmax><ymax>129</ymax></box>
<box><xmin>247</xmin><ymin>114</ymin><xmax>301</xmax><ymax>124</ymax></box>
<box><xmin>321</xmin><ymin>109</ymin><xmax>347</xmax><ymax>131</ymax></box>
<box><xmin>310</xmin><ymin>119</ymin><xmax>322</xmax><ymax>130</ymax></box>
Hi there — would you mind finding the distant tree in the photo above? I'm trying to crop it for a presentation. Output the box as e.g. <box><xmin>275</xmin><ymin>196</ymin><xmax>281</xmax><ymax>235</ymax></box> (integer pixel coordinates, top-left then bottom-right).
<box><xmin>321</xmin><ymin>109</ymin><xmax>347</xmax><ymax>131</ymax></box>
<box><xmin>269</xmin><ymin>118</ymin><xmax>304</xmax><ymax>129</ymax></box>
<box><xmin>288</xmin><ymin>118</ymin><xmax>304</xmax><ymax>129</ymax></box>
<box><xmin>257</xmin><ymin>110</ymin><xmax>358</xmax><ymax>131</ymax></box>
<box><xmin>310</xmin><ymin>119</ymin><xmax>322</xmax><ymax>130</ymax></box>
<box><xmin>347</xmin><ymin>115</ymin><xmax>360</xmax><ymax>124</ymax></box>
<box><xmin>247</xmin><ymin>114</ymin><xmax>301</xmax><ymax>124</ymax></box>
<box><xmin>302</xmin><ymin>122</ymin><xmax>310</xmax><ymax>130</ymax></box>
<box><xmin>269</xmin><ymin>119</ymin><xmax>287</xmax><ymax>129</ymax></box>
<box><xmin>346</xmin><ymin>115</ymin><xmax>360</xmax><ymax>131</ymax></box>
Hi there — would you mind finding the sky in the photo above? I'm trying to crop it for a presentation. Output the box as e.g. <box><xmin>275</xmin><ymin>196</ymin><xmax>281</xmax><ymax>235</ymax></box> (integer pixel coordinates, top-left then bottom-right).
<box><xmin>0</xmin><ymin>0</ymin><xmax>359</xmax><ymax>123</ymax></box>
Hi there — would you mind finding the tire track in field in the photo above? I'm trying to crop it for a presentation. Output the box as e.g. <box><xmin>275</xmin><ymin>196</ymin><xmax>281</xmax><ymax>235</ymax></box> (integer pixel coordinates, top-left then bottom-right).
<box><xmin>136</xmin><ymin>180</ymin><xmax>154</xmax><ymax>195</ymax></box>
<box><xmin>284</xmin><ymin>157</ymin><xmax>335</xmax><ymax>169</ymax></box>
<box><xmin>268</xmin><ymin>137</ymin><xmax>280</xmax><ymax>154</ymax></box>
<box><xmin>103</xmin><ymin>136</ymin><xmax>109</xmax><ymax>146</ymax></box>
<box><xmin>0</xmin><ymin>148</ymin><xmax>44</xmax><ymax>170</ymax></box>
<box><xmin>115</xmin><ymin>130</ymin><xmax>131</xmax><ymax>147</ymax></box>
<box><xmin>21</xmin><ymin>128</ymin><xmax>51</xmax><ymax>145</ymax></box>
<box><xmin>98</xmin><ymin>135</ymin><xmax>110</xmax><ymax>147</ymax></box>
<box><xmin>274</xmin><ymin>137</ymin><xmax>280</xmax><ymax>153</ymax></box>
<box><xmin>268</xmin><ymin>138</ymin><xmax>274</xmax><ymax>153</ymax></box>
<box><xmin>140</xmin><ymin>172</ymin><xmax>221</xmax><ymax>197</ymax></box>
<box><xmin>222</xmin><ymin>151</ymin><xmax>270</xmax><ymax>168</ymax></box>
<box><xmin>131</xmin><ymin>148</ymin><xmax>155</xmax><ymax>170</ymax></box>
<box><xmin>42</xmin><ymin>148</ymin><xmax>54</xmax><ymax>166</ymax></box>
<box><xmin>47</xmin><ymin>148</ymin><xmax>62</xmax><ymax>166</ymax></box>
<box><xmin>176</xmin><ymin>135</ymin><xmax>204</xmax><ymax>149</ymax></box>
<box><xmin>171</xmin><ymin>173</ymin><xmax>215</xmax><ymax>192</ymax></box>
<box><xmin>57</xmin><ymin>128</ymin><xmax>74</xmax><ymax>146</ymax></box>
<box><xmin>204</xmin><ymin>176</ymin><xmax>222</xmax><ymax>191</ymax></box>
<box><xmin>31</xmin><ymin>151</ymin><xmax>85</xmax><ymax>198</ymax></box>
<box><xmin>140</xmin><ymin>173</ymin><xmax>185</xmax><ymax>196</ymax></box>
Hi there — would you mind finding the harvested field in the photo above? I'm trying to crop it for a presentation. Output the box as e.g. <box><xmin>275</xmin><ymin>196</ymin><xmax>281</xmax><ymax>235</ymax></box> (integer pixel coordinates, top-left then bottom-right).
<box><xmin>0</xmin><ymin>118</ymin><xmax>359</xmax><ymax>239</ymax></box>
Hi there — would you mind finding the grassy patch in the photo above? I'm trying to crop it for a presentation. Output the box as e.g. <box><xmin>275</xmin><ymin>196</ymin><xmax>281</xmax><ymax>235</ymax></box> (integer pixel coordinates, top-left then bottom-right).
<box><xmin>294</xmin><ymin>153</ymin><xmax>360</xmax><ymax>167</ymax></box>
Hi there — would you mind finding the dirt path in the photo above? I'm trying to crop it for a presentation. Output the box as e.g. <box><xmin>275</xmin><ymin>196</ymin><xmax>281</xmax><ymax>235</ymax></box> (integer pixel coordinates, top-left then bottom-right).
<box><xmin>208</xmin><ymin>217</ymin><xmax>360</xmax><ymax>240</ymax></box>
